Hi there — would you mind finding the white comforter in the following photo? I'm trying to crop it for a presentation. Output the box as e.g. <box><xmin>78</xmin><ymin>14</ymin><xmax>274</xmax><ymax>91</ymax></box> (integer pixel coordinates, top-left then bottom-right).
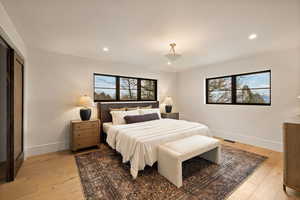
<box><xmin>106</xmin><ymin>119</ymin><xmax>211</xmax><ymax>178</ymax></box>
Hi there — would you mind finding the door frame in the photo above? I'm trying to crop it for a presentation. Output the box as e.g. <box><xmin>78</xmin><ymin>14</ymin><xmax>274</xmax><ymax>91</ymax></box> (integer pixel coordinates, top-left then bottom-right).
<box><xmin>0</xmin><ymin>35</ymin><xmax>10</xmax><ymax>181</ymax></box>
<box><xmin>6</xmin><ymin>45</ymin><xmax>25</xmax><ymax>182</ymax></box>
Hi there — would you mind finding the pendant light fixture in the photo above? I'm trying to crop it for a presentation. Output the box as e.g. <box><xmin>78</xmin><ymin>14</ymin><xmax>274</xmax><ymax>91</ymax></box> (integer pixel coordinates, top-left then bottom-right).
<box><xmin>165</xmin><ymin>43</ymin><xmax>181</xmax><ymax>63</ymax></box>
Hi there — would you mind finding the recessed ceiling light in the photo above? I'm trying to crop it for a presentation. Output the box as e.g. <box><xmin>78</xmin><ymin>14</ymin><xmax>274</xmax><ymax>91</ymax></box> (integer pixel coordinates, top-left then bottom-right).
<box><xmin>167</xmin><ymin>61</ymin><xmax>172</xmax><ymax>65</ymax></box>
<box><xmin>248</xmin><ymin>34</ymin><xmax>257</xmax><ymax>40</ymax></box>
<box><xmin>103</xmin><ymin>47</ymin><xmax>109</xmax><ymax>52</ymax></box>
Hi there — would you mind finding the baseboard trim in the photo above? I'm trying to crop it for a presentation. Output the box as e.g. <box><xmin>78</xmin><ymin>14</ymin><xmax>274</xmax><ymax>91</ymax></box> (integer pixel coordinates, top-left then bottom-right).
<box><xmin>25</xmin><ymin>141</ymin><xmax>69</xmax><ymax>158</ymax></box>
<box><xmin>212</xmin><ymin>129</ymin><xmax>282</xmax><ymax>152</ymax></box>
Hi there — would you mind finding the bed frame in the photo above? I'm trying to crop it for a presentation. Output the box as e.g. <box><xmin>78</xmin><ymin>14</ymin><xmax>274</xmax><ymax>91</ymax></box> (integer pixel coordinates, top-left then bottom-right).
<box><xmin>97</xmin><ymin>101</ymin><xmax>159</xmax><ymax>142</ymax></box>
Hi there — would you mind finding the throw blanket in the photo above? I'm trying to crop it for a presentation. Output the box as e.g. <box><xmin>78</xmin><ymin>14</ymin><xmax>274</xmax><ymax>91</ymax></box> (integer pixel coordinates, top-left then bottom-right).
<box><xmin>106</xmin><ymin>119</ymin><xmax>211</xmax><ymax>178</ymax></box>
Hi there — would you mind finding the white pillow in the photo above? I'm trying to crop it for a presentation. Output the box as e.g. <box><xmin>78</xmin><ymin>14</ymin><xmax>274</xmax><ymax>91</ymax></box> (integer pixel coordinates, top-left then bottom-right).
<box><xmin>139</xmin><ymin>108</ymin><xmax>161</xmax><ymax>119</ymax></box>
<box><xmin>110</xmin><ymin>110</ymin><xmax>140</xmax><ymax>125</ymax></box>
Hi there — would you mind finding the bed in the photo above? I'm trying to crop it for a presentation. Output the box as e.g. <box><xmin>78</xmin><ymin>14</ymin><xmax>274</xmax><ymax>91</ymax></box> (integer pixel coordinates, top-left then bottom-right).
<box><xmin>97</xmin><ymin>102</ymin><xmax>211</xmax><ymax>178</ymax></box>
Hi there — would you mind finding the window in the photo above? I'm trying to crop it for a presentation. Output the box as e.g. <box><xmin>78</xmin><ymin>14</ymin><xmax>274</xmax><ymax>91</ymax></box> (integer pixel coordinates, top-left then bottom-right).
<box><xmin>94</xmin><ymin>74</ymin><xmax>157</xmax><ymax>102</ymax></box>
<box><xmin>120</xmin><ymin>77</ymin><xmax>138</xmax><ymax>100</ymax></box>
<box><xmin>236</xmin><ymin>72</ymin><xmax>271</xmax><ymax>104</ymax></box>
<box><xmin>206</xmin><ymin>70</ymin><xmax>271</xmax><ymax>105</ymax></box>
<box><xmin>207</xmin><ymin>77</ymin><xmax>232</xmax><ymax>104</ymax></box>
<box><xmin>94</xmin><ymin>75</ymin><xmax>117</xmax><ymax>101</ymax></box>
<box><xmin>141</xmin><ymin>79</ymin><xmax>156</xmax><ymax>100</ymax></box>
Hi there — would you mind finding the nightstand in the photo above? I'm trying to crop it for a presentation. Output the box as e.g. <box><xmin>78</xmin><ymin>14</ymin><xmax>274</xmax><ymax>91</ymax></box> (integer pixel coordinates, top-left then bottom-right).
<box><xmin>161</xmin><ymin>112</ymin><xmax>179</xmax><ymax>120</ymax></box>
<box><xmin>70</xmin><ymin>119</ymin><xmax>100</xmax><ymax>151</ymax></box>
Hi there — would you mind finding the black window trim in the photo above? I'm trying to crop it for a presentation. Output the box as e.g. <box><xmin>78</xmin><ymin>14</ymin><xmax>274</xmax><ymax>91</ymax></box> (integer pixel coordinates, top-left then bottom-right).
<box><xmin>206</xmin><ymin>70</ymin><xmax>271</xmax><ymax>106</ymax></box>
<box><xmin>93</xmin><ymin>73</ymin><xmax>158</xmax><ymax>102</ymax></box>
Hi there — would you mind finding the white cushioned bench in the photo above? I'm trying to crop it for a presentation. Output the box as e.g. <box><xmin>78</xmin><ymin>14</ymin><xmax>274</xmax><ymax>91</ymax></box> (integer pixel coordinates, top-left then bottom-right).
<box><xmin>158</xmin><ymin>135</ymin><xmax>221</xmax><ymax>188</ymax></box>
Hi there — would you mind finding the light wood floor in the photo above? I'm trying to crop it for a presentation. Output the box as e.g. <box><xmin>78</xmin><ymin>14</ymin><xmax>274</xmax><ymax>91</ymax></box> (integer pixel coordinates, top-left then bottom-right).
<box><xmin>0</xmin><ymin>141</ymin><xmax>300</xmax><ymax>200</ymax></box>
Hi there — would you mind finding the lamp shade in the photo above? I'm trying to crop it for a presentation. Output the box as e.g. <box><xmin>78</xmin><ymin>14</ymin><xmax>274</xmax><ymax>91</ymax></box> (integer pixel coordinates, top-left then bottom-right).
<box><xmin>164</xmin><ymin>97</ymin><xmax>173</xmax><ymax>106</ymax></box>
<box><xmin>78</xmin><ymin>95</ymin><xmax>93</xmax><ymax>107</ymax></box>
<box><xmin>298</xmin><ymin>96</ymin><xmax>300</xmax><ymax>99</ymax></box>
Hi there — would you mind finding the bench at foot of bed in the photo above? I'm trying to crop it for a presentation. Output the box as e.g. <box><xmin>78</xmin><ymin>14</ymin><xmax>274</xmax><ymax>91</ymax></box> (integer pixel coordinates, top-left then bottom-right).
<box><xmin>158</xmin><ymin>135</ymin><xmax>221</xmax><ymax>188</ymax></box>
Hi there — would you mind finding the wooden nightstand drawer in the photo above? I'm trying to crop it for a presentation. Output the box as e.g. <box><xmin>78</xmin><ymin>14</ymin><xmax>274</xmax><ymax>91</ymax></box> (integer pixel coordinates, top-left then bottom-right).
<box><xmin>73</xmin><ymin>129</ymin><xmax>99</xmax><ymax>138</ymax></box>
<box><xmin>73</xmin><ymin>121</ymin><xmax>98</xmax><ymax>130</ymax></box>
<box><xmin>73</xmin><ymin>137</ymin><xmax>99</xmax><ymax>150</ymax></box>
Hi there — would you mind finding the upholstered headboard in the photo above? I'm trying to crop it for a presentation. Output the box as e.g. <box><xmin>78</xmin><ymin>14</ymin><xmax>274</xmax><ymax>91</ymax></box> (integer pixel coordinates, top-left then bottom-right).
<box><xmin>97</xmin><ymin>101</ymin><xmax>159</xmax><ymax>142</ymax></box>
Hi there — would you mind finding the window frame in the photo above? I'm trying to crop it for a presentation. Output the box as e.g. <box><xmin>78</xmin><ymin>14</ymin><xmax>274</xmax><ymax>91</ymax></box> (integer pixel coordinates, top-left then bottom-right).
<box><xmin>93</xmin><ymin>73</ymin><xmax>158</xmax><ymax>102</ymax></box>
<box><xmin>206</xmin><ymin>70</ymin><xmax>271</xmax><ymax>106</ymax></box>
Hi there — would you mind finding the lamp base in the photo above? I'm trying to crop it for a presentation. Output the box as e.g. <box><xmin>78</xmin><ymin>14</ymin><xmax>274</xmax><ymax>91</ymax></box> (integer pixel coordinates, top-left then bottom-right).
<box><xmin>80</xmin><ymin>108</ymin><xmax>91</xmax><ymax>121</ymax></box>
<box><xmin>165</xmin><ymin>105</ymin><xmax>172</xmax><ymax>113</ymax></box>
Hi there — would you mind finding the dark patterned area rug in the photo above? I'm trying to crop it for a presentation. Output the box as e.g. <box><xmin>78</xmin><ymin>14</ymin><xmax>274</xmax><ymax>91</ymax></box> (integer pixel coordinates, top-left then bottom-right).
<box><xmin>75</xmin><ymin>145</ymin><xmax>267</xmax><ymax>200</ymax></box>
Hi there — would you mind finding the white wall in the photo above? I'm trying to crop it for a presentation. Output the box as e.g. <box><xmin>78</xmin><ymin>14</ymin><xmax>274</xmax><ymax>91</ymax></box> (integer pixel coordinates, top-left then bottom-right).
<box><xmin>0</xmin><ymin>2</ymin><xmax>26</xmax><ymax>58</ymax></box>
<box><xmin>177</xmin><ymin>48</ymin><xmax>300</xmax><ymax>152</ymax></box>
<box><xmin>25</xmin><ymin>47</ymin><xmax>178</xmax><ymax>156</ymax></box>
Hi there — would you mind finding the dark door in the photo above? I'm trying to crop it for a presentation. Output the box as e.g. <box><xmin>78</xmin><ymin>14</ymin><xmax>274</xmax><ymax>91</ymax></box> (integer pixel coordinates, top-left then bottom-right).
<box><xmin>7</xmin><ymin>51</ymin><xmax>24</xmax><ymax>181</ymax></box>
<box><xmin>0</xmin><ymin>37</ymin><xmax>9</xmax><ymax>181</ymax></box>
<box><xmin>0</xmin><ymin>36</ymin><xmax>24</xmax><ymax>182</ymax></box>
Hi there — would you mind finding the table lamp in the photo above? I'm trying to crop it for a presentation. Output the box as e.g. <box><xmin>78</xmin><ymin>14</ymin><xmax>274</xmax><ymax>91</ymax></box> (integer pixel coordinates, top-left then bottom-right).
<box><xmin>78</xmin><ymin>95</ymin><xmax>93</xmax><ymax>121</ymax></box>
<box><xmin>164</xmin><ymin>96</ymin><xmax>173</xmax><ymax>113</ymax></box>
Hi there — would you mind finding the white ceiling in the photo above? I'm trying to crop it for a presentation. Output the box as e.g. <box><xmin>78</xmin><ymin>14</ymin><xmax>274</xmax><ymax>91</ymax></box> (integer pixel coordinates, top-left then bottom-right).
<box><xmin>1</xmin><ymin>0</ymin><xmax>300</xmax><ymax>72</ymax></box>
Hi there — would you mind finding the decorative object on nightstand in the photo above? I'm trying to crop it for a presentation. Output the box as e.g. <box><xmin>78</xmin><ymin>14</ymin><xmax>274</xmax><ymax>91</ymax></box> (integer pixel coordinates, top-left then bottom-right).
<box><xmin>78</xmin><ymin>95</ymin><xmax>94</xmax><ymax>121</ymax></box>
<box><xmin>70</xmin><ymin>119</ymin><xmax>100</xmax><ymax>151</ymax></box>
<box><xmin>164</xmin><ymin>96</ymin><xmax>173</xmax><ymax>113</ymax></box>
<box><xmin>161</xmin><ymin>112</ymin><xmax>179</xmax><ymax>120</ymax></box>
